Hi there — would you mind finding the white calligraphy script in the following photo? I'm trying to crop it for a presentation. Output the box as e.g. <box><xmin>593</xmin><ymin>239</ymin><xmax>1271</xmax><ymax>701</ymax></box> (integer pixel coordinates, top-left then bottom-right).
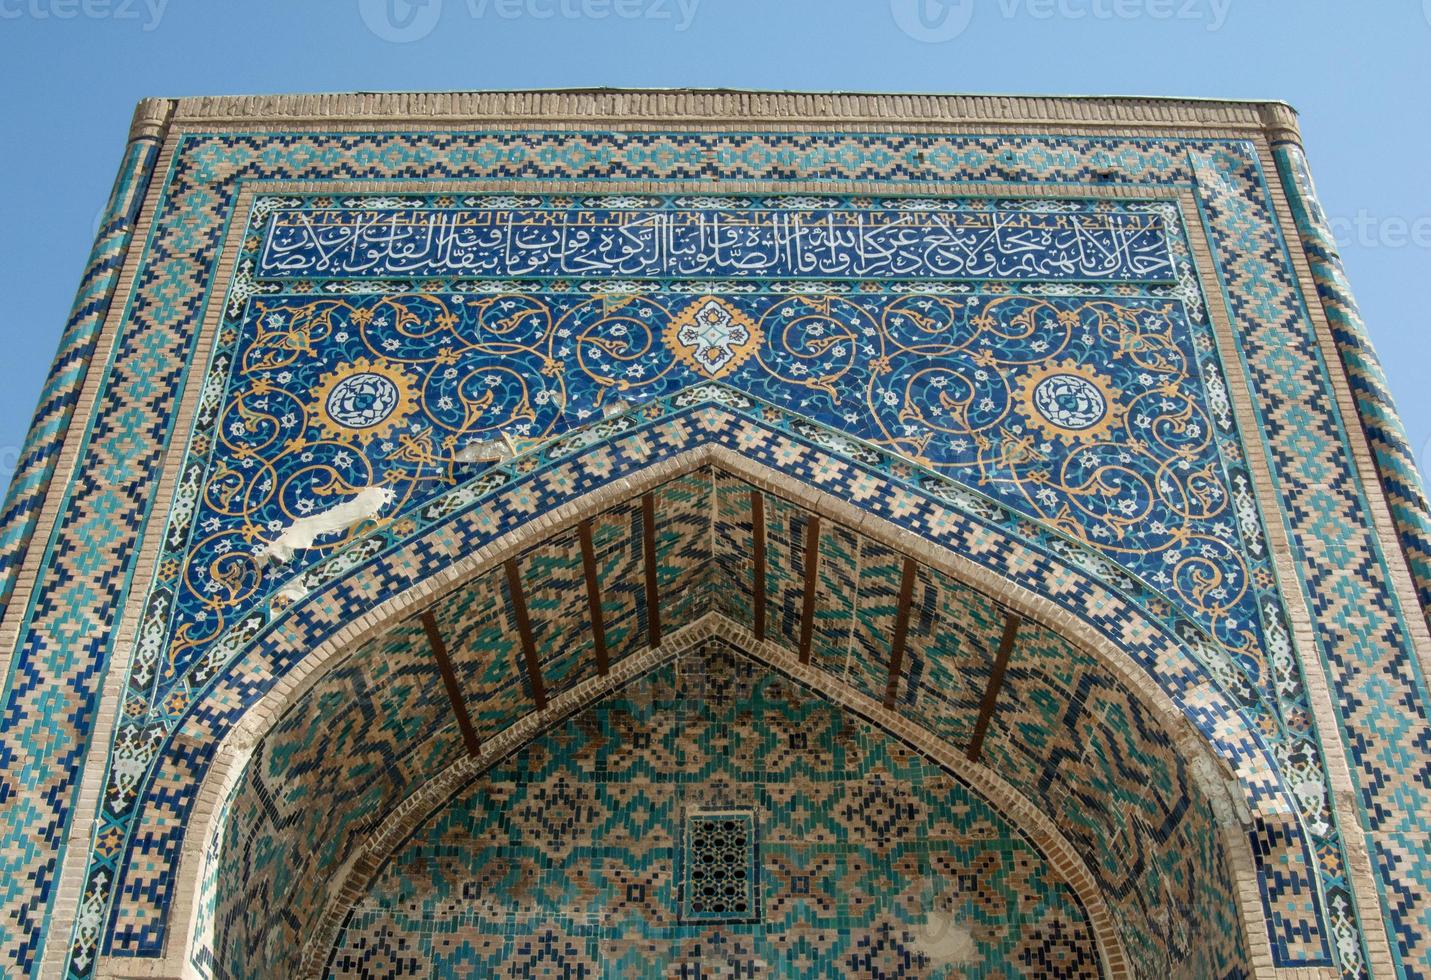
<box><xmin>257</xmin><ymin>207</ymin><xmax>1176</xmax><ymax>283</ymax></box>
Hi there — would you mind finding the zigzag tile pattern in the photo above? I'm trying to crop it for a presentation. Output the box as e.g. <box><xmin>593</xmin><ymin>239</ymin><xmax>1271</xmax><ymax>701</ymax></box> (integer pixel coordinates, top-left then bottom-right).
<box><xmin>710</xmin><ymin>468</ymin><xmax>754</xmax><ymax>626</ymax></box>
<box><xmin>516</xmin><ymin>528</ymin><xmax>596</xmax><ymax>702</ymax></box>
<box><xmin>216</xmin><ymin>616</ymin><xmax>464</xmax><ymax>976</ymax></box>
<box><xmin>1188</xmin><ymin>147</ymin><xmax>1431</xmax><ymax>975</ymax></box>
<box><xmin>0</xmin><ymin>135</ymin><xmax>160</xmax><ymax>615</ymax></box>
<box><xmin>653</xmin><ymin>471</ymin><xmax>714</xmax><ymax>636</ymax></box>
<box><xmin>982</xmin><ymin>620</ymin><xmax>1249</xmax><ymax>975</ymax></box>
<box><xmin>1272</xmin><ymin>144</ymin><xmax>1431</xmax><ymax>629</ymax></box>
<box><xmin>211</xmin><ymin>490</ymin><xmax>671</xmax><ymax>977</ymax></box>
<box><xmin>897</xmin><ymin>563</ymin><xmax>1003</xmax><ymax>747</ymax></box>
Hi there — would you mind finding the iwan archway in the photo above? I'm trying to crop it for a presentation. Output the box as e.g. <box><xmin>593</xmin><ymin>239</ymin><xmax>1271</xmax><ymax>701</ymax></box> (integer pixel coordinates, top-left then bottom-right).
<box><xmin>10</xmin><ymin>93</ymin><xmax>1426</xmax><ymax>980</ymax></box>
<box><xmin>110</xmin><ymin>412</ymin><xmax>1291</xmax><ymax>979</ymax></box>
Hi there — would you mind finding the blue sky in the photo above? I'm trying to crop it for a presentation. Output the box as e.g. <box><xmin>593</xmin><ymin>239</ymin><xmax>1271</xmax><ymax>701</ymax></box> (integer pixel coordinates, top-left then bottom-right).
<box><xmin>0</xmin><ymin>0</ymin><xmax>1427</xmax><ymax>490</ymax></box>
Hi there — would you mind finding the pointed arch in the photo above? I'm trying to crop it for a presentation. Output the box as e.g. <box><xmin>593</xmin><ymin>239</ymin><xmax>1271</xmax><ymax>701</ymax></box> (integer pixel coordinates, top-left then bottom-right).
<box><xmin>97</xmin><ymin>394</ymin><xmax>1303</xmax><ymax>978</ymax></box>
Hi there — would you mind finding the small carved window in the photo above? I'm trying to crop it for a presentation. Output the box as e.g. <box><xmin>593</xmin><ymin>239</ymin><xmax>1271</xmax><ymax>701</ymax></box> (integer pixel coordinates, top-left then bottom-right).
<box><xmin>679</xmin><ymin>809</ymin><xmax>759</xmax><ymax>923</ymax></box>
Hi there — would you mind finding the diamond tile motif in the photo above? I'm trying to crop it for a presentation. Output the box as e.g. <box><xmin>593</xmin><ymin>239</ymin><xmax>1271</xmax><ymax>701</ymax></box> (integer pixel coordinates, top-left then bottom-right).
<box><xmin>326</xmin><ymin>642</ymin><xmax>1104</xmax><ymax>978</ymax></box>
<box><xmin>665</xmin><ymin>296</ymin><xmax>762</xmax><ymax>378</ymax></box>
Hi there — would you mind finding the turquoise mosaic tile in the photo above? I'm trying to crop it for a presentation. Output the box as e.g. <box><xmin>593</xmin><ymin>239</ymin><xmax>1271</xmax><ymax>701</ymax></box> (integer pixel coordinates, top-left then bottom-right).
<box><xmin>326</xmin><ymin>641</ymin><xmax>1102</xmax><ymax>979</ymax></box>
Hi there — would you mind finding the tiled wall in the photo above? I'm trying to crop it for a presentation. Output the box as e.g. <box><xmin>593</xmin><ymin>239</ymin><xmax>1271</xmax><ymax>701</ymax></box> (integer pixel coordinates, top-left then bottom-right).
<box><xmin>326</xmin><ymin>641</ymin><xmax>1103</xmax><ymax>978</ymax></box>
<box><xmin>214</xmin><ymin>479</ymin><xmax>713</xmax><ymax>977</ymax></box>
<box><xmin>214</xmin><ymin>468</ymin><xmax>1246</xmax><ymax>978</ymax></box>
<box><xmin>10</xmin><ymin>108</ymin><xmax>1419</xmax><ymax>976</ymax></box>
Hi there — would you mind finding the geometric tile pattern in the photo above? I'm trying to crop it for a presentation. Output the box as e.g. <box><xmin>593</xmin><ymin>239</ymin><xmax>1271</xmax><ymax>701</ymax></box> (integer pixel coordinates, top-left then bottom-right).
<box><xmin>323</xmin><ymin>641</ymin><xmax>1104</xmax><ymax>979</ymax></box>
<box><xmin>1274</xmin><ymin>144</ymin><xmax>1431</xmax><ymax>629</ymax></box>
<box><xmin>209</xmin><ymin>487</ymin><xmax>710</xmax><ymax>977</ymax></box>
<box><xmin>0</xmin><ymin>135</ymin><xmax>160</xmax><ymax>616</ymax></box>
<box><xmin>211</xmin><ymin>469</ymin><xmax>1248</xmax><ymax>978</ymax></box>
<box><xmin>0</xmin><ymin>99</ymin><xmax>1420</xmax><ymax>980</ymax></box>
<box><xmin>1273</xmin><ymin>144</ymin><xmax>1431</xmax><ymax>974</ymax></box>
<box><xmin>82</xmin><ymin>394</ymin><xmax>1335</xmax><ymax>978</ymax></box>
<box><xmin>1187</xmin><ymin>146</ymin><xmax>1431</xmax><ymax>977</ymax></box>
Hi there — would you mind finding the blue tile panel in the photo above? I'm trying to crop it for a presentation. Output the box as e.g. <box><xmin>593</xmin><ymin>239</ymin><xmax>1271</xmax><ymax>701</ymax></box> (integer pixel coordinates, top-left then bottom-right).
<box><xmin>153</xmin><ymin>194</ymin><xmax>1273</xmax><ymax>713</ymax></box>
<box><xmin>257</xmin><ymin>204</ymin><xmax>1176</xmax><ymax>283</ymax></box>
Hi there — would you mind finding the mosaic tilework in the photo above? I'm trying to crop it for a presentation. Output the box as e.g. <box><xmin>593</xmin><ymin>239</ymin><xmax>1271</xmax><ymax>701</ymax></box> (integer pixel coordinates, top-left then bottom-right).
<box><xmin>847</xmin><ymin>537</ymin><xmax>905</xmax><ymax>703</ymax></box>
<box><xmin>710</xmin><ymin>467</ymin><xmax>755</xmax><ymax>626</ymax></box>
<box><xmin>429</xmin><ymin>565</ymin><xmax>532</xmax><ymax>742</ymax></box>
<box><xmin>806</xmin><ymin>516</ymin><xmax>861</xmax><ymax>683</ymax></box>
<box><xmin>0</xmin><ymin>133</ymin><xmax>160</xmax><ymax>614</ymax></box>
<box><xmin>896</xmin><ymin>564</ymin><xmax>1005</xmax><ymax>750</ymax></box>
<box><xmin>1187</xmin><ymin>146</ymin><xmax>1430</xmax><ymax>975</ymax></box>
<box><xmin>981</xmin><ymin>619</ymin><xmax>1250</xmax><ymax>976</ymax></box>
<box><xmin>0</xmin><ymin>115</ymin><xmax>1418</xmax><ymax>979</ymax></box>
<box><xmin>203</xmin><ymin>459</ymin><xmax>1255</xmax><ymax>978</ymax></box>
<box><xmin>90</xmin><ymin>188</ymin><xmax>1345</xmax><ymax>975</ymax></box>
<box><xmin>324</xmin><ymin>641</ymin><xmax>1104</xmax><ymax>979</ymax></box>
<box><xmin>760</xmin><ymin>490</ymin><xmax>815</xmax><ymax>653</ymax></box>
<box><xmin>516</xmin><ymin>527</ymin><xmax>593</xmax><ymax>702</ymax></box>
<box><xmin>590</xmin><ymin>497</ymin><xmax>653</xmax><ymax>665</ymax></box>
<box><xmin>154</xmin><ymin>192</ymin><xmax>1271</xmax><ymax>708</ymax></box>
<box><xmin>212</xmin><ymin>615</ymin><xmax>466</xmax><ymax>977</ymax></box>
<box><xmin>740</xmin><ymin>495</ymin><xmax>1250</xmax><ymax>977</ymax></box>
<box><xmin>207</xmin><ymin>489</ymin><xmax>670</xmax><ymax>977</ymax></box>
<box><xmin>653</xmin><ymin>471</ymin><xmax>714</xmax><ymax>636</ymax></box>
<box><xmin>1273</xmin><ymin>145</ymin><xmax>1431</xmax><ymax>627</ymax></box>
<box><xmin>93</xmin><ymin>393</ymin><xmax>1329</xmax><ymax>977</ymax></box>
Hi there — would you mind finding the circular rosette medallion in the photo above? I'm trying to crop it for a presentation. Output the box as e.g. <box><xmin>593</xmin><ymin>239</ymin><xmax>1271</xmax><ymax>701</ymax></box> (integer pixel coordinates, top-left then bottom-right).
<box><xmin>312</xmin><ymin>357</ymin><xmax>419</xmax><ymax>444</ymax></box>
<box><xmin>663</xmin><ymin>297</ymin><xmax>763</xmax><ymax>379</ymax></box>
<box><xmin>1015</xmin><ymin>361</ymin><xmax>1123</xmax><ymax>443</ymax></box>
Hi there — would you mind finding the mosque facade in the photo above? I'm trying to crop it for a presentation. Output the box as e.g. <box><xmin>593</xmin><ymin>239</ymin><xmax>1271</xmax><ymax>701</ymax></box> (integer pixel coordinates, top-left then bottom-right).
<box><xmin>0</xmin><ymin>91</ymin><xmax>1427</xmax><ymax>978</ymax></box>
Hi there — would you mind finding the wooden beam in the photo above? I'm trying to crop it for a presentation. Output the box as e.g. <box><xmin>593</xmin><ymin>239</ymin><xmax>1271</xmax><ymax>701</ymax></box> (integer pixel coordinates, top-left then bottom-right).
<box><xmin>967</xmin><ymin>612</ymin><xmax>1021</xmax><ymax>763</ymax></box>
<box><xmin>504</xmin><ymin>558</ymin><xmax>548</xmax><ymax>711</ymax></box>
<box><xmin>797</xmin><ymin>515</ymin><xmax>821</xmax><ymax>665</ymax></box>
<box><xmin>751</xmin><ymin>490</ymin><xmax>767</xmax><ymax>642</ymax></box>
<box><xmin>577</xmin><ymin>519</ymin><xmax>609</xmax><ymax>676</ymax></box>
<box><xmin>883</xmin><ymin>557</ymin><xmax>919</xmax><ymax>710</ymax></box>
<box><xmin>419</xmin><ymin>610</ymin><xmax>481</xmax><ymax>758</ymax></box>
<box><xmin>642</xmin><ymin>492</ymin><xmax>662</xmax><ymax>648</ymax></box>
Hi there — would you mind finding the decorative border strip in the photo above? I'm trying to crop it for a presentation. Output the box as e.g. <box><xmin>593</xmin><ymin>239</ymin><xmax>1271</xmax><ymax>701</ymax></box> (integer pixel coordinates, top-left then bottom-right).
<box><xmin>0</xmin><ymin>131</ymin><xmax>162</xmax><ymax>613</ymax></box>
<box><xmin>1272</xmin><ymin>145</ymin><xmax>1431</xmax><ymax>631</ymax></box>
<box><xmin>155</xmin><ymin>91</ymin><xmax>1299</xmax><ymax>136</ymax></box>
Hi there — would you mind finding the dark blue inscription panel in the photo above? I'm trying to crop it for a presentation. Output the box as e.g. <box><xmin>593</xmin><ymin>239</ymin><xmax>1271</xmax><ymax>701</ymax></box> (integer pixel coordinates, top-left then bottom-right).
<box><xmin>259</xmin><ymin>205</ymin><xmax>1176</xmax><ymax>282</ymax></box>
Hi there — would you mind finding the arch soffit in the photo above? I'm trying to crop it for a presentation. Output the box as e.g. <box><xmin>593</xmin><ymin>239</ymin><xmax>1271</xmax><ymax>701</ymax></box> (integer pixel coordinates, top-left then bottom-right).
<box><xmin>137</xmin><ymin>407</ymin><xmax>1293</xmax><ymax>978</ymax></box>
